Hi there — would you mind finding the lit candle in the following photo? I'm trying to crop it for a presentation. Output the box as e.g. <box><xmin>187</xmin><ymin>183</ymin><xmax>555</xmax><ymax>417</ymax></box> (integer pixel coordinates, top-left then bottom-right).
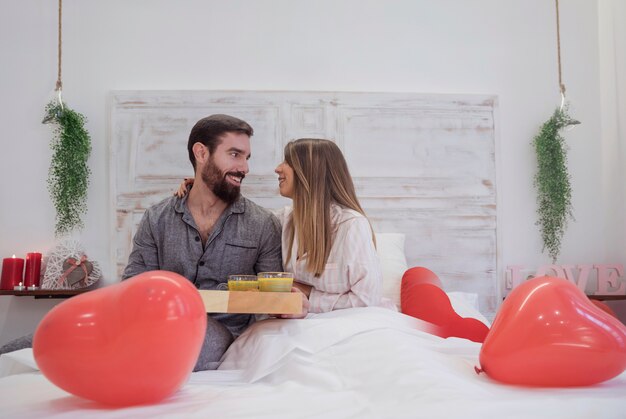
<box><xmin>14</xmin><ymin>281</ymin><xmax>25</xmax><ymax>291</ymax></box>
<box><xmin>24</xmin><ymin>252</ymin><xmax>42</xmax><ymax>289</ymax></box>
<box><xmin>1</xmin><ymin>255</ymin><xmax>25</xmax><ymax>290</ymax></box>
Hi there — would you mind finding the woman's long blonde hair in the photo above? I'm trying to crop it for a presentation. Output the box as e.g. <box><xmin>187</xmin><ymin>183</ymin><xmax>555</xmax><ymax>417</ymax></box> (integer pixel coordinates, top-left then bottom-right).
<box><xmin>284</xmin><ymin>138</ymin><xmax>374</xmax><ymax>276</ymax></box>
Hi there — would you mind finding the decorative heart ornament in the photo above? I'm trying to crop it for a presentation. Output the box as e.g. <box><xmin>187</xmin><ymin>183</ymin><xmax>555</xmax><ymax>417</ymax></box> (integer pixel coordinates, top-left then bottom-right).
<box><xmin>61</xmin><ymin>257</ymin><xmax>94</xmax><ymax>287</ymax></box>
<box><xmin>33</xmin><ymin>271</ymin><xmax>207</xmax><ymax>406</ymax></box>
<box><xmin>401</xmin><ymin>267</ymin><xmax>489</xmax><ymax>343</ymax></box>
<box><xmin>479</xmin><ymin>276</ymin><xmax>626</xmax><ymax>387</ymax></box>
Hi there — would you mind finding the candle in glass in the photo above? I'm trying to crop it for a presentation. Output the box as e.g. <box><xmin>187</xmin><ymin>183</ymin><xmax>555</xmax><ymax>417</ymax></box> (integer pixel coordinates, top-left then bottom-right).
<box><xmin>24</xmin><ymin>252</ymin><xmax>42</xmax><ymax>289</ymax></box>
<box><xmin>1</xmin><ymin>255</ymin><xmax>25</xmax><ymax>290</ymax></box>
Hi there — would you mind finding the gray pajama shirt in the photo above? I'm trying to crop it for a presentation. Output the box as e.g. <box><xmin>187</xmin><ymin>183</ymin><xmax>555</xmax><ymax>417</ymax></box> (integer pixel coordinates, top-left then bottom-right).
<box><xmin>122</xmin><ymin>194</ymin><xmax>283</xmax><ymax>370</ymax></box>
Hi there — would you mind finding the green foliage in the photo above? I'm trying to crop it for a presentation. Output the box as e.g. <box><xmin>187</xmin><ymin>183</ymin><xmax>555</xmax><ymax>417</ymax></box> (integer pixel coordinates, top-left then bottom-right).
<box><xmin>43</xmin><ymin>100</ymin><xmax>92</xmax><ymax>236</ymax></box>
<box><xmin>533</xmin><ymin>106</ymin><xmax>577</xmax><ymax>262</ymax></box>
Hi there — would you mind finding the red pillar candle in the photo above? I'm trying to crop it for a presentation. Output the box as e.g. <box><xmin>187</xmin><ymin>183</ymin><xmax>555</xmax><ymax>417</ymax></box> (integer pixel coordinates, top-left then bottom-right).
<box><xmin>24</xmin><ymin>252</ymin><xmax>43</xmax><ymax>289</ymax></box>
<box><xmin>1</xmin><ymin>255</ymin><xmax>25</xmax><ymax>290</ymax></box>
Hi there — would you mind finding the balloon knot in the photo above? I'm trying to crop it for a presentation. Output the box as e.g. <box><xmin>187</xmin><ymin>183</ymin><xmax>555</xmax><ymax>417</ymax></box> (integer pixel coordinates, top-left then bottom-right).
<box><xmin>474</xmin><ymin>366</ymin><xmax>483</xmax><ymax>375</ymax></box>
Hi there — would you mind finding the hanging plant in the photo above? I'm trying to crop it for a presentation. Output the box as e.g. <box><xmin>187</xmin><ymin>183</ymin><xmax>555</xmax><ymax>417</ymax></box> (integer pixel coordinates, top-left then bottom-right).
<box><xmin>43</xmin><ymin>101</ymin><xmax>92</xmax><ymax>236</ymax></box>
<box><xmin>42</xmin><ymin>0</ymin><xmax>92</xmax><ymax>236</ymax></box>
<box><xmin>532</xmin><ymin>0</ymin><xmax>580</xmax><ymax>263</ymax></box>
<box><xmin>533</xmin><ymin>105</ymin><xmax>577</xmax><ymax>262</ymax></box>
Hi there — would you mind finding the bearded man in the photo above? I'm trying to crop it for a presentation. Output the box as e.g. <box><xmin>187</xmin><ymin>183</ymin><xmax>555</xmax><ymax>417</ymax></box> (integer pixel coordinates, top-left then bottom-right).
<box><xmin>122</xmin><ymin>114</ymin><xmax>284</xmax><ymax>371</ymax></box>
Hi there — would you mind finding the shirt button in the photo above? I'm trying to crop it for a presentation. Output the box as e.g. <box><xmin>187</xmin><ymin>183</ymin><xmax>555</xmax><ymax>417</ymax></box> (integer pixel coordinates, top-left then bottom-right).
<box><xmin>199</xmin><ymin>261</ymin><xmax>205</xmax><ymax>266</ymax></box>
<box><xmin>195</xmin><ymin>236</ymin><xmax>200</xmax><ymax>242</ymax></box>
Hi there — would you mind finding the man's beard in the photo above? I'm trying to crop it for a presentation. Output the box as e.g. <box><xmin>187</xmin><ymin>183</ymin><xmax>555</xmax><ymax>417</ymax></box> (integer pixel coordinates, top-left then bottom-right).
<box><xmin>201</xmin><ymin>160</ymin><xmax>244</xmax><ymax>205</ymax></box>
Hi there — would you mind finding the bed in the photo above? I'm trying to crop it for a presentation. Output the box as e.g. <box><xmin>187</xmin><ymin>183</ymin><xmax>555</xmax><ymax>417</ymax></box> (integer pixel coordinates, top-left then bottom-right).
<box><xmin>2</xmin><ymin>91</ymin><xmax>625</xmax><ymax>417</ymax></box>
<box><xmin>1</xmin><ymin>304</ymin><xmax>626</xmax><ymax>418</ymax></box>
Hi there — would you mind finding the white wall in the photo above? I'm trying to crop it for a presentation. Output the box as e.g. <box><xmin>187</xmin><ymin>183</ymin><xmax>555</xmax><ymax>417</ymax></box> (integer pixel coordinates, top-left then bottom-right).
<box><xmin>598</xmin><ymin>0</ymin><xmax>626</xmax><ymax>319</ymax></box>
<box><xmin>0</xmin><ymin>0</ymin><xmax>621</xmax><ymax>345</ymax></box>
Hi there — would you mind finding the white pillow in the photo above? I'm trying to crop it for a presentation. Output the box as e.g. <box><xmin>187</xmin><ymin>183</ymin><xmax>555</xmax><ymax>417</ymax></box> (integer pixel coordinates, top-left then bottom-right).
<box><xmin>374</xmin><ymin>234</ymin><xmax>490</xmax><ymax>325</ymax></box>
<box><xmin>447</xmin><ymin>292</ymin><xmax>491</xmax><ymax>326</ymax></box>
<box><xmin>446</xmin><ymin>291</ymin><xmax>491</xmax><ymax>327</ymax></box>
<box><xmin>375</xmin><ymin>233</ymin><xmax>408</xmax><ymax>309</ymax></box>
<box><xmin>0</xmin><ymin>348</ymin><xmax>38</xmax><ymax>378</ymax></box>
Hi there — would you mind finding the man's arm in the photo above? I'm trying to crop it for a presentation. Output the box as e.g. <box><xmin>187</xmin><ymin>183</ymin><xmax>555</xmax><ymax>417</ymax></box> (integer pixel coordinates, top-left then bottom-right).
<box><xmin>122</xmin><ymin>210</ymin><xmax>160</xmax><ymax>280</ymax></box>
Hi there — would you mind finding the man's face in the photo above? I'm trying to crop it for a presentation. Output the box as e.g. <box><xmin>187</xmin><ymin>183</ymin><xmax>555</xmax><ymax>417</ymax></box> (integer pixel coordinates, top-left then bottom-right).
<box><xmin>200</xmin><ymin>132</ymin><xmax>251</xmax><ymax>204</ymax></box>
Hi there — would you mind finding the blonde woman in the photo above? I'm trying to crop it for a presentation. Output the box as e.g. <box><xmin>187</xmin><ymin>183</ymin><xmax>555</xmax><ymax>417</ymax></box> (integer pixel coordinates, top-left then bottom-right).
<box><xmin>178</xmin><ymin>138</ymin><xmax>391</xmax><ymax>313</ymax></box>
<box><xmin>275</xmin><ymin>138</ymin><xmax>390</xmax><ymax>312</ymax></box>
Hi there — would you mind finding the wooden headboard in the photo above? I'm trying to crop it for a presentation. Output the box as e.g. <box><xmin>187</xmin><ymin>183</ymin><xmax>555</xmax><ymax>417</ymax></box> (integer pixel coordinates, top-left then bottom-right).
<box><xmin>109</xmin><ymin>91</ymin><xmax>499</xmax><ymax>317</ymax></box>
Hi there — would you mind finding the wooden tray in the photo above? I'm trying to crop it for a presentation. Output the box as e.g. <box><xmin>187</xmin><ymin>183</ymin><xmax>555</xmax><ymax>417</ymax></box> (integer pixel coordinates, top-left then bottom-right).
<box><xmin>198</xmin><ymin>290</ymin><xmax>302</xmax><ymax>314</ymax></box>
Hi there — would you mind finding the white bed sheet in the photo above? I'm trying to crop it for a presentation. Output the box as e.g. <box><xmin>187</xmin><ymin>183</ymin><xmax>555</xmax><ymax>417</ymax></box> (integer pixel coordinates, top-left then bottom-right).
<box><xmin>1</xmin><ymin>307</ymin><xmax>625</xmax><ymax>419</ymax></box>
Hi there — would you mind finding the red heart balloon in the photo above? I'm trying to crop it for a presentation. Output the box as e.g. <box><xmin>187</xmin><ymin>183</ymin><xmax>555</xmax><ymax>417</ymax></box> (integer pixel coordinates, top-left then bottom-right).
<box><xmin>33</xmin><ymin>271</ymin><xmax>207</xmax><ymax>406</ymax></box>
<box><xmin>401</xmin><ymin>266</ymin><xmax>443</xmax><ymax>288</ymax></box>
<box><xmin>401</xmin><ymin>268</ymin><xmax>489</xmax><ymax>343</ymax></box>
<box><xmin>589</xmin><ymin>298</ymin><xmax>618</xmax><ymax>318</ymax></box>
<box><xmin>479</xmin><ymin>276</ymin><xmax>626</xmax><ymax>387</ymax></box>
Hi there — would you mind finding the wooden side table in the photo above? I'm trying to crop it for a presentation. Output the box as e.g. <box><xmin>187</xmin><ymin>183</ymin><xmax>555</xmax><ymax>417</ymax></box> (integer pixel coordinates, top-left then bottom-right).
<box><xmin>588</xmin><ymin>295</ymin><xmax>626</xmax><ymax>301</ymax></box>
<box><xmin>0</xmin><ymin>289</ymin><xmax>95</xmax><ymax>299</ymax></box>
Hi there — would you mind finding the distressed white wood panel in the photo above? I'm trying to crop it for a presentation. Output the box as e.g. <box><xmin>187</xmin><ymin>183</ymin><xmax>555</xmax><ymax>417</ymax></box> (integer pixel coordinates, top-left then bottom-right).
<box><xmin>340</xmin><ymin>109</ymin><xmax>494</xmax><ymax>179</ymax></box>
<box><xmin>110</xmin><ymin>91</ymin><xmax>498</xmax><ymax>318</ymax></box>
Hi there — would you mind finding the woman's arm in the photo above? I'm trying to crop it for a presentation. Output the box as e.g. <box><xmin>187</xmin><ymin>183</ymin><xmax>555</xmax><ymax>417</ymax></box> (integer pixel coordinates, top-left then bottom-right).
<box><xmin>307</xmin><ymin>217</ymin><xmax>382</xmax><ymax>312</ymax></box>
<box><xmin>293</xmin><ymin>281</ymin><xmax>312</xmax><ymax>297</ymax></box>
<box><xmin>174</xmin><ymin>178</ymin><xmax>194</xmax><ymax>198</ymax></box>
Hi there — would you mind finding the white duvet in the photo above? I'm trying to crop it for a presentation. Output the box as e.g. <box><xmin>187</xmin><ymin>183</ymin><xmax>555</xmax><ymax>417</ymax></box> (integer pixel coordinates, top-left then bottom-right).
<box><xmin>1</xmin><ymin>307</ymin><xmax>625</xmax><ymax>418</ymax></box>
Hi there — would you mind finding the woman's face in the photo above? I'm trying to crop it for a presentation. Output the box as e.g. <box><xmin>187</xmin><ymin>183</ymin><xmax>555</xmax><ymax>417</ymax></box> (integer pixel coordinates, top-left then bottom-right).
<box><xmin>275</xmin><ymin>160</ymin><xmax>295</xmax><ymax>198</ymax></box>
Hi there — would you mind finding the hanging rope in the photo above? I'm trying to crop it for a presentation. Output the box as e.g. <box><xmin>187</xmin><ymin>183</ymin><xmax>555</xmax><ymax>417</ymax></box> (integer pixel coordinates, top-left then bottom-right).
<box><xmin>555</xmin><ymin>0</ymin><xmax>565</xmax><ymax>96</ymax></box>
<box><xmin>56</xmin><ymin>0</ymin><xmax>63</xmax><ymax>92</ymax></box>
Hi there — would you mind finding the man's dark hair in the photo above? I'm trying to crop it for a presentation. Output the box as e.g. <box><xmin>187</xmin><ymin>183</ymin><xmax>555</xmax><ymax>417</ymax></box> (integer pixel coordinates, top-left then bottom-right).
<box><xmin>187</xmin><ymin>114</ymin><xmax>254</xmax><ymax>171</ymax></box>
